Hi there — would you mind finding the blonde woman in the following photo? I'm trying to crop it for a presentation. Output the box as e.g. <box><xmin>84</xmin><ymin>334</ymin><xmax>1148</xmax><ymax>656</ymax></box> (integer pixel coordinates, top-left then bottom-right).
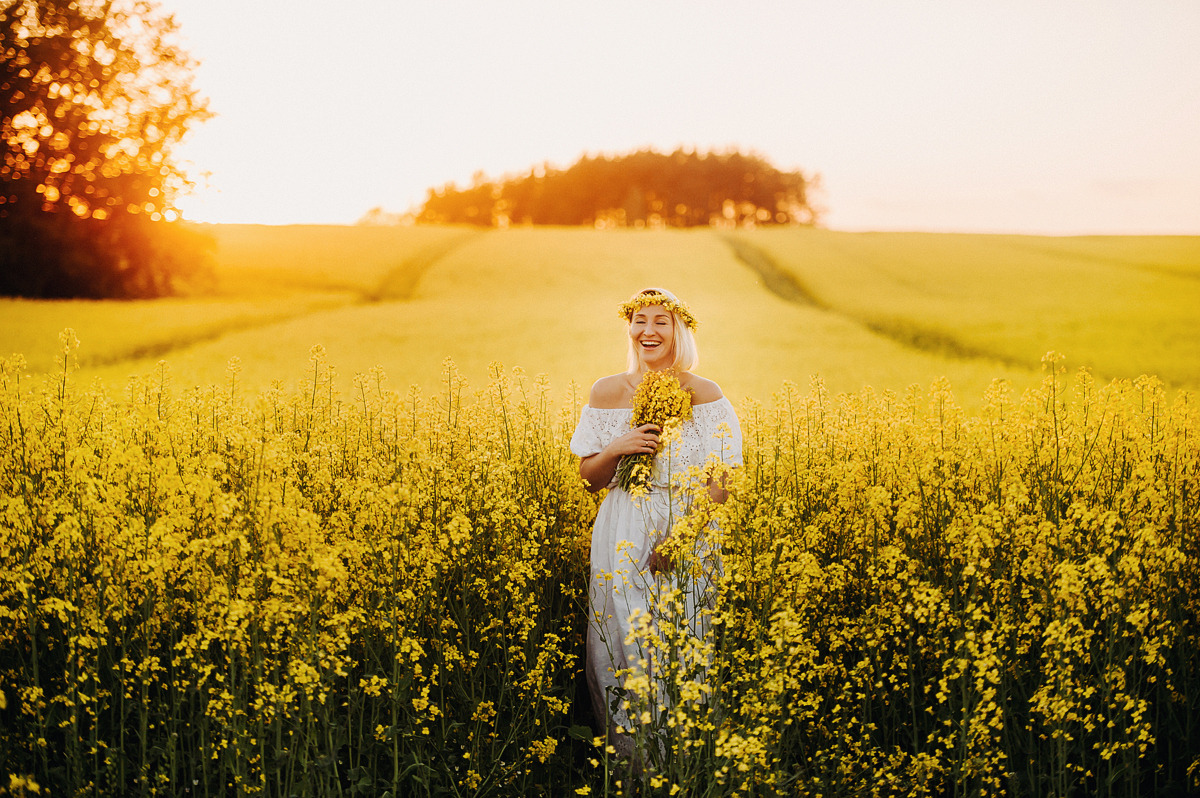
<box><xmin>569</xmin><ymin>287</ymin><xmax>742</xmax><ymax>754</ymax></box>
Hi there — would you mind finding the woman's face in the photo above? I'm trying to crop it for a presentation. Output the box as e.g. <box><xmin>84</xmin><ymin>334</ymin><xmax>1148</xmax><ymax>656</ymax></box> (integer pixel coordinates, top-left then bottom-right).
<box><xmin>629</xmin><ymin>304</ymin><xmax>675</xmax><ymax>370</ymax></box>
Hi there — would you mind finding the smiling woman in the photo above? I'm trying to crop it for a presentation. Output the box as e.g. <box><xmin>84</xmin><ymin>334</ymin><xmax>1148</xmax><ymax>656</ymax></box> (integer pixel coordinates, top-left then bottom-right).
<box><xmin>629</xmin><ymin>302</ymin><xmax>676</xmax><ymax>369</ymax></box>
<box><xmin>571</xmin><ymin>286</ymin><xmax>742</xmax><ymax>763</ymax></box>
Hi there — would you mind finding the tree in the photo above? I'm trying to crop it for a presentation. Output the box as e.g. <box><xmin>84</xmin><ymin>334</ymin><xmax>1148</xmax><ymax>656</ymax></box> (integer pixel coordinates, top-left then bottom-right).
<box><xmin>415</xmin><ymin>148</ymin><xmax>822</xmax><ymax>229</ymax></box>
<box><xmin>1</xmin><ymin>0</ymin><xmax>213</xmax><ymax>298</ymax></box>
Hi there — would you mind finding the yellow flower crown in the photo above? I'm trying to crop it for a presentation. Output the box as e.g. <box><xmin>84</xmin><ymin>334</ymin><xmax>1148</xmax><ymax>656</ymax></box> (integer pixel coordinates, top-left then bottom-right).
<box><xmin>618</xmin><ymin>293</ymin><xmax>699</xmax><ymax>331</ymax></box>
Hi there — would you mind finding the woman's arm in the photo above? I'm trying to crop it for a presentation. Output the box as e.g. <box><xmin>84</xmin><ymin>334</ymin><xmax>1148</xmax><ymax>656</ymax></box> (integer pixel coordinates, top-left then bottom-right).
<box><xmin>579</xmin><ymin>423</ymin><xmax>661</xmax><ymax>493</ymax></box>
<box><xmin>708</xmin><ymin>472</ymin><xmax>730</xmax><ymax>504</ymax></box>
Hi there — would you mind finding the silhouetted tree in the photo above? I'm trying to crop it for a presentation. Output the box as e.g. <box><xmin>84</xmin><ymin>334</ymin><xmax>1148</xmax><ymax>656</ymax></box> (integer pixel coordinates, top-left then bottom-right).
<box><xmin>416</xmin><ymin>148</ymin><xmax>820</xmax><ymax>229</ymax></box>
<box><xmin>418</xmin><ymin>174</ymin><xmax>498</xmax><ymax>227</ymax></box>
<box><xmin>1</xmin><ymin>0</ymin><xmax>214</xmax><ymax>298</ymax></box>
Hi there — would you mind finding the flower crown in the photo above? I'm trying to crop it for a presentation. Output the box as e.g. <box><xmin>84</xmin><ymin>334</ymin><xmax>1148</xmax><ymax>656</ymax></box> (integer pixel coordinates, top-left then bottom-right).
<box><xmin>618</xmin><ymin>293</ymin><xmax>698</xmax><ymax>331</ymax></box>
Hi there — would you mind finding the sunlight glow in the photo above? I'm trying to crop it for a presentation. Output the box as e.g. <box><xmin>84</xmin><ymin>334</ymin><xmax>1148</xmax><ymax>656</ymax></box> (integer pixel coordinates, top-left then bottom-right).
<box><xmin>165</xmin><ymin>1</ymin><xmax>1200</xmax><ymax>234</ymax></box>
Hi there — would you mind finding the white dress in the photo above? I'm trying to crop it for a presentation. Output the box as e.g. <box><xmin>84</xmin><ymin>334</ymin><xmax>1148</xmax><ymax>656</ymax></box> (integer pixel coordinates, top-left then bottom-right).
<box><xmin>569</xmin><ymin>397</ymin><xmax>743</xmax><ymax>741</ymax></box>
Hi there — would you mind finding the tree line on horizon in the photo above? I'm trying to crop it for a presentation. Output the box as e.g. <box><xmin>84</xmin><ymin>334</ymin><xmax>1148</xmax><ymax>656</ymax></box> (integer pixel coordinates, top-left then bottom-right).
<box><xmin>402</xmin><ymin>148</ymin><xmax>821</xmax><ymax>229</ymax></box>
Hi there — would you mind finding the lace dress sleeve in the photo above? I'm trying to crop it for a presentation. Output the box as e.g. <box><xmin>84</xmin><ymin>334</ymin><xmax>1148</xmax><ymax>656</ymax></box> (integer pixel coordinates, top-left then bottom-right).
<box><xmin>570</xmin><ymin>406</ymin><xmax>606</xmax><ymax>458</ymax></box>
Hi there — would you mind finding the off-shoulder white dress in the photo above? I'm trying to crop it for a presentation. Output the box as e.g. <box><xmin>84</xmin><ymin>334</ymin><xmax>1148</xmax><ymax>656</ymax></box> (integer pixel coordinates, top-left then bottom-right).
<box><xmin>570</xmin><ymin>397</ymin><xmax>742</xmax><ymax>741</ymax></box>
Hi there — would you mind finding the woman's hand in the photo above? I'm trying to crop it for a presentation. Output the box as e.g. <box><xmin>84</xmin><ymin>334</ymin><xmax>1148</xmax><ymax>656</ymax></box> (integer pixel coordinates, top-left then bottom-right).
<box><xmin>610</xmin><ymin>423</ymin><xmax>661</xmax><ymax>458</ymax></box>
<box><xmin>647</xmin><ymin>539</ymin><xmax>673</xmax><ymax>575</ymax></box>
<box><xmin>579</xmin><ymin>423</ymin><xmax>661</xmax><ymax>492</ymax></box>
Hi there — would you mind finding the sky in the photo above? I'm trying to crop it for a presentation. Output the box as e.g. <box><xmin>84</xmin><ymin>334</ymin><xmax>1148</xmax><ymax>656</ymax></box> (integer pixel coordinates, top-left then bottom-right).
<box><xmin>162</xmin><ymin>1</ymin><xmax>1200</xmax><ymax>234</ymax></box>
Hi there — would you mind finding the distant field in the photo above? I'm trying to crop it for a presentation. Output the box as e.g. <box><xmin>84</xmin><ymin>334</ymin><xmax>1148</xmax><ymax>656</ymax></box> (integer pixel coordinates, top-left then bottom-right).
<box><xmin>730</xmin><ymin>229</ymin><xmax>1200</xmax><ymax>390</ymax></box>
<box><xmin>2</xmin><ymin>224</ymin><xmax>1197</xmax><ymax>406</ymax></box>
<box><xmin>0</xmin><ymin>224</ymin><xmax>474</xmax><ymax>375</ymax></box>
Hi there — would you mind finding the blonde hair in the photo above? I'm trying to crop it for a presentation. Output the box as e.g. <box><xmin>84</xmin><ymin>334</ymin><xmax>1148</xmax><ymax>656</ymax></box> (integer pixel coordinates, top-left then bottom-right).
<box><xmin>624</xmin><ymin>287</ymin><xmax>700</xmax><ymax>373</ymax></box>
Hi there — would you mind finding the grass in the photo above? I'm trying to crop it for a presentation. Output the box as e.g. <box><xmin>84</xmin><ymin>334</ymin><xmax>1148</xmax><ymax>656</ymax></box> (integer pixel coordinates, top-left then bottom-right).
<box><xmin>205</xmin><ymin>223</ymin><xmax>478</xmax><ymax>298</ymax></box>
<box><xmin>0</xmin><ymin>293</ymin><xmax>347</xmax><ymax>373</ymax></box>
<box><xmin>1</xmin><ymin>225</ymin><xmax>1196</xmax><ymax>408</ymax></box>
<box><xmin>0</xmin><ymin>224</ymin><xmax>474</xmax><ymax>375</ymax></box>
<box><xmin>729</xmin><ymin>229</ymin><xmax>1200</xmax><ymax>389</ymax></box>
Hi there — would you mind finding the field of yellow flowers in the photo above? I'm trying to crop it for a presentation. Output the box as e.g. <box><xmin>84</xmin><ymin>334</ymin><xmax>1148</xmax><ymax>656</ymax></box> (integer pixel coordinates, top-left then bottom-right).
<box><xmin>2</xmin><ymin>334</ymin><xmax>1199</xmax><ymax>796</ymax></box>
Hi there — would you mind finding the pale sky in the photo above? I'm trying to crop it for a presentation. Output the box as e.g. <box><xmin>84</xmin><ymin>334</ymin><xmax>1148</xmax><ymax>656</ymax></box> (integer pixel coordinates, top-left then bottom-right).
<box><xmin>163</xmin><ymin>1</ymin><xmax>1200</xmax><ymax>234</ymax></box>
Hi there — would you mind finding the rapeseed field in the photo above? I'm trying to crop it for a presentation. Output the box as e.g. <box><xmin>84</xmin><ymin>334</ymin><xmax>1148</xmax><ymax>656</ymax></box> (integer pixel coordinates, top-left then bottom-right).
<box><xmin>2</xmin><ymin>332</ymin><xmax>1197</xmax><ymax>796</ymax></box>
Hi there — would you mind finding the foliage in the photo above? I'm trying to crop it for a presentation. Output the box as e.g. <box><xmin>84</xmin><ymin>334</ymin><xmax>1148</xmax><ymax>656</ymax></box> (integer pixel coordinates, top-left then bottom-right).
<box><xmin>619</xmin><ymin>359</ymin><xmax>1200</xmax><ymax>796</ymax></box>
<box><xmin>415</xmin><ymin>148</ymin><xmax>819</xmax><ymax>229</ymax></box>
<box><xmin>2</xmin><ymin>338</ymin><xmax>1199</xmax><ymax>796</ymax></box>
<box><xmin>0</xmin><ymin>344</ymin><xmax>595</xmax><ymax>795</ymax></box>
<box><xmin>0</xmin><ymin>0</ymin><xmax>213</xmax><ymax>297</ymax></box>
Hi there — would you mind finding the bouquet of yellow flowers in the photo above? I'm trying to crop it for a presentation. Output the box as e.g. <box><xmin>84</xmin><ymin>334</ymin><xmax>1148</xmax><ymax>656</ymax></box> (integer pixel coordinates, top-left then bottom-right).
<box><xmin>616</xmin><ymin>370</ymin><xmax>693</xmax><ymax>494</ymax></box>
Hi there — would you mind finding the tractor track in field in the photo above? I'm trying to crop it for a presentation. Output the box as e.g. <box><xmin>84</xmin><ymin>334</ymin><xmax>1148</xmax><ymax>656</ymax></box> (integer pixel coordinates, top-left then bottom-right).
<box><xmin>719</xmin><ymin>233</ymin><xmax>1035</xmax><ymax>371</ymax></box>
<box><xmin>78</xmin><ymin>299</ymin><xmax>350</xmax><ymax>369</ymax></box>
<box><xmin>81</xmin><ymin>231</ymin><xmax>482</xmax><ymax>370</ymax></box>
<box><xmin>996</xmin><ymin>239</ymin><xmax>1200</xmax><ymax>283</ymax></box>
<box><xmin>361</xmin><ymin>229</ymin><xmax>482</xmax><ymax>302</ymax></box>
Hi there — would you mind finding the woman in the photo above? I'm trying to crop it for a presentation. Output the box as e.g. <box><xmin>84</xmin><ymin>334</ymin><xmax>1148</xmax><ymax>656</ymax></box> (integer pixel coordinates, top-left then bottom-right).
<box><xmin>569</xmin><ymin>287</ymin><xmax>742</xmax><ymax>753</ymax></box>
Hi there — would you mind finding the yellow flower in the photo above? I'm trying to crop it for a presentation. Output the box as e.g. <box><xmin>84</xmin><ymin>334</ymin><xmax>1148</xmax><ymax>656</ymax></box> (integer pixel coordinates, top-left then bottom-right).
<box><xmin>618</xmin><ymin>293</ymin><xmax>698</xmax><ymax>331</ymax></box>
<box><xmin>528</xmin><ymin>735</ymin><xmax>558</xmax><ymax>763</ymax></box>
<box><xmin>616</xmin><ymin>369</ymin><xmax>693</xmax><ymax>492</ymax></box>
